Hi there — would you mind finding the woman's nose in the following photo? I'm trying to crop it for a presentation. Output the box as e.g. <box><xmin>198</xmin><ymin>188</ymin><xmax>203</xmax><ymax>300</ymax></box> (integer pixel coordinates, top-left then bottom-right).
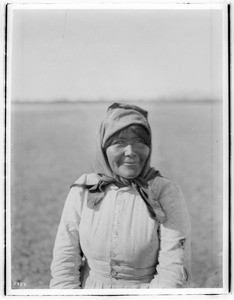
<box><xmin>124</xmin><ymin>144</ymin><xmax>135</xmax><ymax>156</ymax></box>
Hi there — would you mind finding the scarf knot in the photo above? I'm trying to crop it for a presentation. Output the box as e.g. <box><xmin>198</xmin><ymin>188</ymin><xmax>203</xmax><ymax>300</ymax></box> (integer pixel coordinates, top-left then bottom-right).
<box><xmin>70</xmin><ymin>169</ymin><xmax>166</xmax><ymax>223</ymax></box>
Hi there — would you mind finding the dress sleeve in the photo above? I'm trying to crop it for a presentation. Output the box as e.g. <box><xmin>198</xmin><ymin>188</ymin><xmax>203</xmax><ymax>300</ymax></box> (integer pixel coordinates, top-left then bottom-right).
<box><xmin>149</xmin><ymin>181</ymin><xmax>191</xmax><ymax>288</ymax></box>
<box><xmin>50</xmin><ymin>175</ymin><xmax>86</xmax><ymax>289</ymax></box>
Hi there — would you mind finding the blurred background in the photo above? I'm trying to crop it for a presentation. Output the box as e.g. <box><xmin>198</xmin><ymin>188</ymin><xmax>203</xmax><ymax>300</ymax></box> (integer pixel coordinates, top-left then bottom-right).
<box><xmin>9</xmin><ymin>6</ymin><xmax>224</xmax><ymax>289</ymax></box>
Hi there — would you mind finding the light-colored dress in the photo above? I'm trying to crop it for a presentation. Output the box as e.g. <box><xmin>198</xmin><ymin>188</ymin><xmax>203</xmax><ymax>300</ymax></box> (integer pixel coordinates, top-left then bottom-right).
<box><xmin>50</xmin><ymin>173</ymin><xmax>191</xmax><ymax>289</ymax></box>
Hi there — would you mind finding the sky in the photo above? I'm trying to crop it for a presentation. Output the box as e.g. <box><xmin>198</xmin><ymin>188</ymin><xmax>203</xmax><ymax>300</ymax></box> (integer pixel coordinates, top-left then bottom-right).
<box><xmin>10</xmin><ymin>7</ymin><xmax>223</xmax><ymax>102</ymax></box>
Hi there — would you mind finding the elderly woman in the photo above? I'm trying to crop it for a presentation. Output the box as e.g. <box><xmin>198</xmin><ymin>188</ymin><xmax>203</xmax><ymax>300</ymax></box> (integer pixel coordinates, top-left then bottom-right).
<box><xmin>50</xmin><ymin>102</ymin><xmax>191</xmax><ymax>289</ymax></box>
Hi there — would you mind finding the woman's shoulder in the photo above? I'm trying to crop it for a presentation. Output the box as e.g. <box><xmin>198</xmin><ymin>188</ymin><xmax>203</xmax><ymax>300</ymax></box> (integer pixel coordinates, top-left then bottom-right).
<box><xmin>73</xmin><ymin>172</ymin><xmax>100</xmax><ymax>186</ymax></box>
<box><xmin>149</xmin><ymin>175</ymin><xmax>182</xmax><ymax>199</ymax></box>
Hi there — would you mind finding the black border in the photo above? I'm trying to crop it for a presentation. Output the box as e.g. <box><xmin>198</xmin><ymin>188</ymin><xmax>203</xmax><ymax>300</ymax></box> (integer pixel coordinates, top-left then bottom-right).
<box><xmin>3</xmin><ymin>2</ymin><xmax>231</xmax><ymax>297</ymax></box>
<box><xmin>4</xmin><ymin>3</ymin><xmax>8</xmax><ymax>297</ymax></box>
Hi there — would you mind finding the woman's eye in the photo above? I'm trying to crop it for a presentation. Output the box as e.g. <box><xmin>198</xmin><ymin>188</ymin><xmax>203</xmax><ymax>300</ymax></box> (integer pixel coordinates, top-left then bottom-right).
<box><xmin>113</xmin><ymin>140</ymin><xmax>125</xmax><ymax>146</ymax></box>
<box><xmin>110</xmin><ymin>139</ymin><xmax>145</xmax><ymax>147</ymax></box>
<box><xmin>134</xmin><ymin>139</ymin><xmax>144</xmax><ymax>144</ymax></box>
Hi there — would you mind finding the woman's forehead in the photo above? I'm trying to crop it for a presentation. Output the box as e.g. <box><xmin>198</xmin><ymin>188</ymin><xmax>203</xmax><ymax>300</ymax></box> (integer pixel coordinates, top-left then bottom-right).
<box><xmin>116</xmin><ymin>129</ymin><xmax>138</xmax><ymax>139</ymax></box>
<box><xmin>115</xmin><ymin>125</ymin><xmax>146</xmax><ymax>139</ymax></box>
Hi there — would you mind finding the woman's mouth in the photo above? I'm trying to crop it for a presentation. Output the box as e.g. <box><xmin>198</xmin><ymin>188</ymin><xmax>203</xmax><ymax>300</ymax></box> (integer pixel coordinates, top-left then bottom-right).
<box><xmin>123</xmin><ymin>161</ymin><xmax>139</xmax><ymax>165</ymax></box>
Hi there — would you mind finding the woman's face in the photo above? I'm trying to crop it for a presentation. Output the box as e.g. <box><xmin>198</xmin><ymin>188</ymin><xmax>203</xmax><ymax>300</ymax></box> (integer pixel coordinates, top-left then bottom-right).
<box><xmin>105</xmin><ymin>127</ymin><xmax>150</xmax><ymax>179</ymax></box>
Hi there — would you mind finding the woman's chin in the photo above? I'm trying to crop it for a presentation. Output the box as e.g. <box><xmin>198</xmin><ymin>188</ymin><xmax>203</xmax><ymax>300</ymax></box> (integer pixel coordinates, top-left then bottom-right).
<box><xmin>118</xmin><ymin>168</ymin><xmax>141</xmax><ymax>179</ymax></box>
<box><xmin>122</xmin><ymin>174</ymin><xmax>137</xmax><ymax>179</ymax></box>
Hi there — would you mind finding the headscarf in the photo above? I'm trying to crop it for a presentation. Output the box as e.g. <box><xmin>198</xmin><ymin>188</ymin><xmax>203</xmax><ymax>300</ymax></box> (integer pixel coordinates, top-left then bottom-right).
<box><xmin>71</xmin><ymin>102</ymin><xmax>166</xmax><ymax>223</ymax></box>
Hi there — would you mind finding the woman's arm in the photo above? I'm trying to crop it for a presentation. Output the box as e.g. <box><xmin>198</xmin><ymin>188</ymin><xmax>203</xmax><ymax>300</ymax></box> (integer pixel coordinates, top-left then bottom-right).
<box><xmin>50</xmin><ymin>176</ymin><xmax>86</xmax><ymax>289</ymax></box>
<box><xmin>149</xmin><ymin>181</ymin><xmax>191</xmax><ymax>288</ymax></box>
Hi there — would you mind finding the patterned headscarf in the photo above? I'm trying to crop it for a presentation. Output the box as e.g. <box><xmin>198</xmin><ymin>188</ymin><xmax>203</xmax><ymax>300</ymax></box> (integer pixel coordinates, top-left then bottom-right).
<box><xmin>71</xmin><ymin>103</ymin><xmax>166</xmax><ymax>223</ymax></box>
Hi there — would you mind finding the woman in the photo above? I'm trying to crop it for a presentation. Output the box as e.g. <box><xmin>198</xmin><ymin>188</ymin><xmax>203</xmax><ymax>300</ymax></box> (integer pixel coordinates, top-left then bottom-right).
<box><xmin>50</xmin><ymin>102</ymin><xmax>191</xmax><ymax>289</ymax></box>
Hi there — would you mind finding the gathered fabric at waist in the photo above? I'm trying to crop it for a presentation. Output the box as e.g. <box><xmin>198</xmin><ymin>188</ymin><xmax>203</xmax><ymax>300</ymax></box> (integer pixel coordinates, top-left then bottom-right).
<box><xmin>81</xmin><ymin>258</ymin><xmax>156</xmax><ymax>288</ymax></box>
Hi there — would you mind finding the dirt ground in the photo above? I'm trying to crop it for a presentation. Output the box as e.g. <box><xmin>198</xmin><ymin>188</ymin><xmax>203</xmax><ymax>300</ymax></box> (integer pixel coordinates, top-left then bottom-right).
<box><xmin>10</xmin><ymin>100</ymin><xmax>224</xmax><ymax>289</ymax></box>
